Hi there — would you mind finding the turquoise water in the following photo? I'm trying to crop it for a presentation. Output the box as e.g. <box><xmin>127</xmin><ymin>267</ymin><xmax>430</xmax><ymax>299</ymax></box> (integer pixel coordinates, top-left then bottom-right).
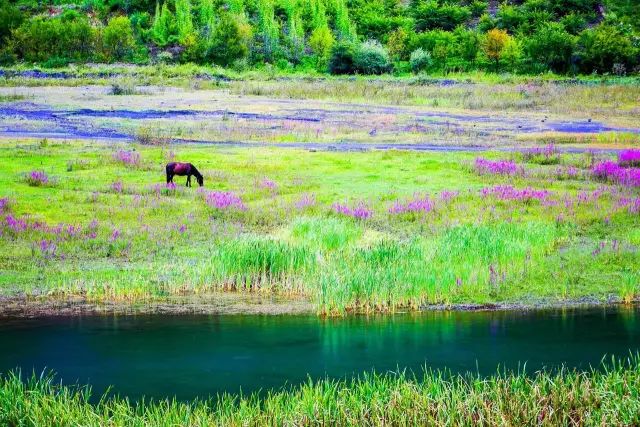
<box><xmin>1</xmin><ymin>307</ymin><xmax>639</xmax><ymax>400</ymax></box>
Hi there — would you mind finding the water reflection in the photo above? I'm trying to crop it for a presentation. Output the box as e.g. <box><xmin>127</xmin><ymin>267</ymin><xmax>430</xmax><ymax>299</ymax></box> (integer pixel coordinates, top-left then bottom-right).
<box><xmin>0</xmin><ymin>306</ymin><xmax>638</xmax><ymax>401</ymax></box>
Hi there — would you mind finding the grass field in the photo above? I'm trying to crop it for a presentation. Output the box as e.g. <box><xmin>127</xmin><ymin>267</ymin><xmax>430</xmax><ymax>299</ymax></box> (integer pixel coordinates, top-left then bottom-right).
<box><xmin>2</xmin><ymin>356</ymin><xmax>640</xmax><ymax>425</ymax></box>
<box><xmin>1</xmin><ymin>137</ymin><xmax>639</xmax><ymax>314</ymax></box>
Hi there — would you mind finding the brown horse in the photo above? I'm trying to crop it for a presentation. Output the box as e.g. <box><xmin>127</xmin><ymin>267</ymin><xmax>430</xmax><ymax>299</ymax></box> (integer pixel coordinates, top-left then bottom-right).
<box><xmin>166</xmin><ymin>162</ymin><xmax>204</xmax><ymax>187</ymax></box>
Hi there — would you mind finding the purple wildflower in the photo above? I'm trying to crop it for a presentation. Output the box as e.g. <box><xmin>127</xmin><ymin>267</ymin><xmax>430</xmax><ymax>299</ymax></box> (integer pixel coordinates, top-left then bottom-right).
<box><xmin>111</xmin><ymin>181</ymin><xmax>123</xmax><ymax>193</ymax></box>
<box><xmin>332</xmin><ymin>202</ymin><xmax>372</xmax><ymax>219</ymax></box>
<box><xmin>4</xmin><ymin>214</ymin><xmax>27</xmax><ymax>233</ymax></box>
<box><xmin>618</xmin><ymin>149</ymin><xmax>640</xmax><ymax>167</ymax></box>
<box><xmin>480</xmin><ymin>185</ymin><xmax>551</xmax><ymax>202</ymax></box>
<box><xmin>295</xmin><ymin>193</ymin><xmax>316</xmax><ymax>210</ymax></box>
<box><xmin>522</xmin><ymin>144</ymin><xmax>559</xmax><ymax>163</ymax></box>
<box><xmin>204</xmin><ymin>191</ymin><xmax>246</xmax><ymax>211</ymax></box>
<box><xmin>389</xmin><ymin>195</ymin><xmax>435</xmax><ymax>215</ymax></box>
<box><xmin>591</xmin><ymin>161</ymin><xmax>640</xmax><ymax>187</ymax></box>
<box><xmin>37</xmin><ymin>240</ymin><xmax>57</xmax><ymax>259</ymax></box>
<box><xmin>110</xmin><ymin>229</ymin><xmax>121</xmax><ymax>241</ymax></box>
<box><xmin>259</xmin><ymin>178</ymin><xmax>278</xmax><ymax>192</ymax></box>
<box><xmin>25</xmin><ymin>170</ymin><xmax>49</xmax><ymax>186</ymax></box>
<box><xmin>0</xmin><ymin>198</ymin><xmax>9</xmax><ymax>213</ymax></box>
<box><xmin>112</xmin><ymin>150</ymin><xmax>141</xmax><ymax>166</ymax></box>
<box><xmin>474</xmin><ymin>158</ymin><xmax>520</xmax><ymax>176</ymax></box>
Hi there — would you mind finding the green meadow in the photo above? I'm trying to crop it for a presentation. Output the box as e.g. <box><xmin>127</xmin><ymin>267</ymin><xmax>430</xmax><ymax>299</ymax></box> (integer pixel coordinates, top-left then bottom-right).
<box><xmin>1</xmin><ymin>138</ymin><xmax>638</xmax><ymax>314</ymax></box>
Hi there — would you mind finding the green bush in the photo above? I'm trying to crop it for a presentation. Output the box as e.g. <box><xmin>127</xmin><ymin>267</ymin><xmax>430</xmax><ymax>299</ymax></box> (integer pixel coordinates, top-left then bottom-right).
<box><xmin>412</xmin><ymin>1</ymin><xmax>471</xmax><ymax>32</ymax></box>
<box><xmin>206</xmin><ymin>12</ymin><xmax>252</xmax><ymax>67</ymax></box>
<box><xmin>328</xmin><ymin>41</ymin><xmax>357</xmax><ymax>74</ymax></box>
<box><xmin>525</xmin><ymin>23</ymin><xmax>576</xmax><ymax>73</ymax></box>
<box><xmin>0</xmin><ymin>0</ymin><xmax>23</xmax><ymax>43</ymax></box>
<box><xmin>10</xmin><ymin>16</ymin><xmax>96</xmax><ymax>63</ymax></box>
<box><xmin>353</xmin><ymin>40</ymin><xmax>392</xmax><ymax>74</ymax></box>
<box><xmin>409</xmin><ymin>48</ymin><xmax>432</xmax><ymax>73</ymax></box>
<box><xmin>577</xmin><ymin>23</ymin><xmax>638</xmax><ymax>73</ymax></box>
<box><xmin>103</xmin><ymin>16</ymin><xmax>136</xmax><ymax>62</ymax></box>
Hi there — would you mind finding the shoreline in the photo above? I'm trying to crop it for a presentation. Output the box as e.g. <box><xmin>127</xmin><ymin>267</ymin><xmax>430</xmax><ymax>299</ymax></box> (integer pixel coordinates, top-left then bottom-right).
<box><xmin>0</xmin><ymin>293</ymin><xmax>635</xmax><ymax>317</ymax></box>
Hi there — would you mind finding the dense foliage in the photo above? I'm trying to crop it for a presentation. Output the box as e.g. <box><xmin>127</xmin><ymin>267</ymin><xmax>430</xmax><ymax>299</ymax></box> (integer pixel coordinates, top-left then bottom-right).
<box><xmin>0</xmin><ymin>0</ymin><xmax>639</xmax><ymax>74</ymax></box>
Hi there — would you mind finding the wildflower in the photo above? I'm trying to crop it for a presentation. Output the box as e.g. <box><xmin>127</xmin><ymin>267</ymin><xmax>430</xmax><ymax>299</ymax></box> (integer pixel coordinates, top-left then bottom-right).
<box><xmin>295</xmin><ymin>193</ymin><xmax>316</xmax><ymax>210</ymax></box>
<box><xmin>618</xmin><ymin>149</ymin><xmax>640</xmax><ymax>167</ymax></box>
<box><xmin>332</xmin><ymin>202</ymin><xmax>372</xmax><ymax>219</ymax></box>
<box><xmin>5</xmin><ymin>214</ymin><xmax>27</xmax><ymax>233</ymax></box>
<box><xmin>110</xmin><ymin>229</ymin><xmax>121</xmax><ymax>241</ymax></box>
<box><xmin>259</xmin><ymin>178</ymin><xmax>278</xmax><ymax>192</ymax></box>
<box><xmin>204</xmin><ymin>191</ymin><xmax>246</xmax><ymax>211</ymax></box>
<box><xmin>474</xmin><ymin>158</ymin><xmax>520</xmax><ymax>176</ymax></box>
<box><xmin>480</xmin><ymin>185</ymin><xmax>551</xmax><ymax>202</ymax></box>
<box><xmin>389</xmin><ymin>195</ymin><xmax>435</xmax><ymax>215</ymax></box>
<box><xmin>0</xmin><ymin>198</ymin><xmax>9</xmax><ymax>213</ymax></box>
<box><xmin>25</xmin><ymin>170</ymin><xmax>49</xmax><ymax>186</ymax></box>
<box><xmin>112</xmin><ymin>150</ymin><xmax>141</xmax><ymax>166</ymax></box>
<box><xmin>111</xmin><ymin>181</ymin><xmax>123</xmax><ymax>193</ymax></box>
<box><xmin>591</xmin><ymin>161</ymin><xmax>640</xmax><ymax>187</ymax></box>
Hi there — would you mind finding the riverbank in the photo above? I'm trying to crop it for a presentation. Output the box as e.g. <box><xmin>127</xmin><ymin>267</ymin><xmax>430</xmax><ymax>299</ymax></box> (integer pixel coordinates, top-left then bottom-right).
<box><xmin>0</xmin><ymin>294</ymin><xmax>637</xmax><ymax>317</ymax></box>
<box><xmin>3</xmin><ymin>356</ymin><xmax>640</xmax><ymax>425</ymax></box>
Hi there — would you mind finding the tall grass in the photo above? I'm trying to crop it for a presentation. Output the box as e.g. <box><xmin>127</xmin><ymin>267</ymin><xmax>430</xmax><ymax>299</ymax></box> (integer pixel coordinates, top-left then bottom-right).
<box><xmin>2</xmin><ymin>356</ymin><xmax>640</xmax><ymax>425</ymax></box>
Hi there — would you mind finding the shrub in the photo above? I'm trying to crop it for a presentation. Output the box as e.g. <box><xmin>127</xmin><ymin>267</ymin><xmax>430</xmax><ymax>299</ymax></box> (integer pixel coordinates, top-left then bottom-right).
<box><xmin>102</xmin><ymin>16</ymin><xmax>136</xmax><ymax>62</ymax></box>
<box><xmin>577</xmin><ymin>23</ymin><xmax>637</xmax><ymax>73</ymax></box>
<box><xmin>10</xmin><ymin>16</ymin><xmax>96</xmax><ymax>63</ymax></box>
<box><xmin>409</xmin><ymin>48</ymin><xmax>432</xmax><ymax>73</ymax></box>
<box><xmin>328</xmin><ymin>41</ymin><xmax>357</xmax><ymax>74</ymax></box>
<box><xmin>0</xmin><ymin>0</ymin><xmax>23</xmax><ymax>43</ymax></box>
<box><xmin>412</xmin><ymin>1</ymin><xmax>471</xmax><ymax>32</ymax></box>
<box><xmin>353</xmin><ymin>40</ymin><xmax>392</xmax><ymax>74</ymax></box>
<box><xmin>482</xmin><ymin>28</ymin><xmax>511</xmax><ymax>70</ymax></box>
<box><xmin>206</xmin><ymin>12</ymin><xmax>252</xmax><ymax>67</ymax></box>
<box><xmin>309</xmin><ymin>26</ymin><xmax>335</xmax><ymax>69</ymax></box>
<box><xmin>24</xmin><ymin>171</ymin><xmax>49</xmax><ymax>186</ymax></box>
<box><xmin>525</xmin><ymin>23</ymin><xmax>576</xmax><ymax>73</ymax></box>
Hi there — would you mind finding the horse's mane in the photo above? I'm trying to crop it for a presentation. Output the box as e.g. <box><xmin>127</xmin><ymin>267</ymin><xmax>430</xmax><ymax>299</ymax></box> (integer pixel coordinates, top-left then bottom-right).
<box><xmin>190</xmin><ymin>164</ymin><xmax>203</xmax><ymax>178</ymax></box>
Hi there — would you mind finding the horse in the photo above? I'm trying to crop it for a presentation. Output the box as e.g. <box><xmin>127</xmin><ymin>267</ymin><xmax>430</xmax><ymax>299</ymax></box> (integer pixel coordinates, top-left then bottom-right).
<box><xmin>166</xmin><ymin>162</ymin><xmax>204</xmax><ymax>187</ymax></box>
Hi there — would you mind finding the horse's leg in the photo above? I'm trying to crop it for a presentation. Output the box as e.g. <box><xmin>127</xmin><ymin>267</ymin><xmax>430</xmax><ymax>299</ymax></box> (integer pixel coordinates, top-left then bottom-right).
<box><xmin>167</xmin><ymin>173</ymin><xmax>172</xmax><ymax>184</ymax></box>
<box><xmin>186</xmin><ymin>175</ymin><xmax>191</xmax><ymax>187</ymax></box>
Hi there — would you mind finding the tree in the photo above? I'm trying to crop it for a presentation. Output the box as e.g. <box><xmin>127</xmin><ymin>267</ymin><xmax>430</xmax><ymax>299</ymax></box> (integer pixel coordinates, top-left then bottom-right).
<box><xmin>386</xmin><ymin>27</ymin><xmax>409</xmax><ymax>61</ymax></box>
<box><xmin>309</xmin><ymin>26</ymin><xmax>334</xmax><ymax>68</ymax></box>
<box><xmin>207</xmin><ymin>11</ymin><xmax>252</xmax><ymax>66</ymax></box>
<box><xmin>175</xmin><ymin>0</ymin><xmax>194</xmax><ymax>43</ymax></box>
<box><xmin>577</xmin><ymin>23</ymin><xmax>637</xmax><ymax>73</ymax></box>
<box><xmin>103</xmin><ymin>16</ymin><xmax>136</xmax><ymax>62</ymax></box>
<box><xmin>328</xmin><ymin>41</ymin><xmax>356</xmax><ymax>74</ymax></box>
<box><xmin>353</xmin><ymin>40</ymin><xmax>392</xmax><ymax>74</ymax></box>
<box><xmin>333</xmin><ymin>0</ymin><xmax>357</xmax><ymax>41</ymax></box>
<box><xmin>254</xmin><ymin>0</ymin><xmax>280</xmax><ymax>62</ymax></box>
<box><xmin>151</xmin><ymin>2</ymin><xmax>175</xmax><ymax>46</ymax></box>
<box><xmin>482</xmin><ymin>28</ymin><xmax>510</xmax><ymax>70</ymax></box>
<box><xmin>0</xmin><ymin>0</ymin><xmax>23</xmax><ymax>43</ymax></box>
<box><xmin>525</xmin><ymin>23</ymin><xmax>575</xmax><ymax>73</ymax></box>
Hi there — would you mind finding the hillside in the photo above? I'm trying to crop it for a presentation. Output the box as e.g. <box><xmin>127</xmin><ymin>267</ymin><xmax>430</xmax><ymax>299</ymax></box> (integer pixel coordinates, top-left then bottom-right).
<box><xmin>0</xmin><ymin>0</ymin><xmax>638</xmax><ymax>75</ymax></box>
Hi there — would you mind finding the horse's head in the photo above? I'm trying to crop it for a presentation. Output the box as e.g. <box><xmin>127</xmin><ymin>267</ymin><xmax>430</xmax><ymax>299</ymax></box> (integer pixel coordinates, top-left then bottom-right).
<box><xmin>197</xmin><ymin>175</ymin><xmax>204</xmax><ymax>187</ymax></box>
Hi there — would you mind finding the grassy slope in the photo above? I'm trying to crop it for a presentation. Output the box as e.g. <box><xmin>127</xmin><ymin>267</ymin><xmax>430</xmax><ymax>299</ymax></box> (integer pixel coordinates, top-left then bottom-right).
<box><xmin>0</xmin><ymin>138</ymin><xmax>638</xmax><ymax>313</ymax></box>
<box><xmin>1</xmin><ymin>357</ymin><xmax>640</xmax><ymax>425</ymax></box>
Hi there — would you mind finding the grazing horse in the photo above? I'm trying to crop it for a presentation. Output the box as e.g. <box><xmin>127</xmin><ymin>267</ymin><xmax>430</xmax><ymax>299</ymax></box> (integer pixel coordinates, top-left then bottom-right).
<box><xmin>166</xmin><ymin>162</ymin><xmax>204</xmax><ymax>187</ymax></box>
